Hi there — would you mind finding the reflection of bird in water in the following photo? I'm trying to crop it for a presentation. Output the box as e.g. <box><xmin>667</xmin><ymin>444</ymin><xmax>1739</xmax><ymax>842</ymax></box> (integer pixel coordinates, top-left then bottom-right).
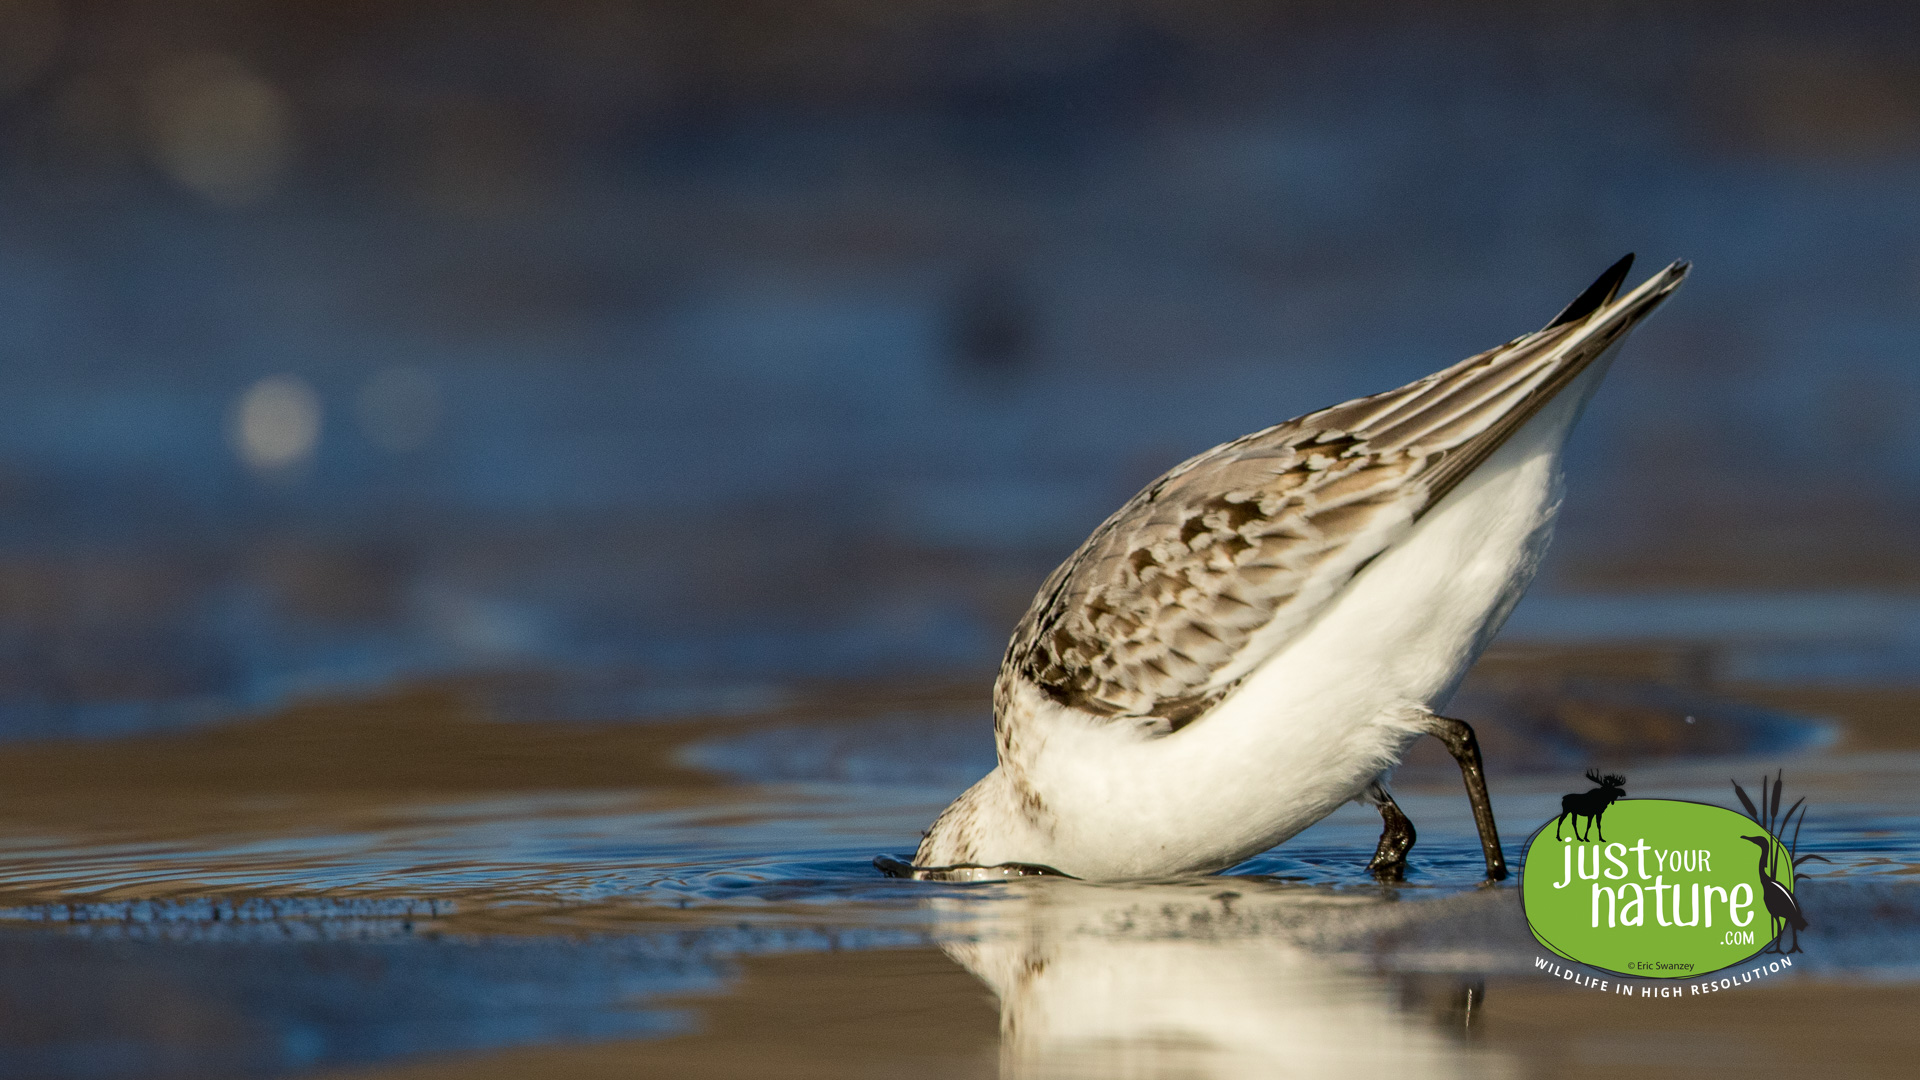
<box><xmin>895</xmin><ymin>255</ymin><xmax>1687</xmax><ymax>883</ymax></box>
<box><xmin>1742</xmin><ymin>834</ymin><xmax>1808</xmax><ymax>953</ymax></box>
<box><xmin>934</xmin><ymin>880</ymin><xmax>1520</xmax><ymax>1079</ymax></box>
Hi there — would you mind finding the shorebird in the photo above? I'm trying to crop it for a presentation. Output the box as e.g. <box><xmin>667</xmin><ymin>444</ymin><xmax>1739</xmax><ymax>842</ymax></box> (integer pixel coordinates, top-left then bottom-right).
<box><xmin>883</xmin><ymin>254</ymin><xmax>1687</xmax><ymax>883</ymax></box>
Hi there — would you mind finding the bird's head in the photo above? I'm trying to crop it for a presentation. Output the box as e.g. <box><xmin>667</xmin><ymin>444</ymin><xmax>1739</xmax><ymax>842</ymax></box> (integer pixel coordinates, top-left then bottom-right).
<box><xmin>1740</xmin><ymin>835</ymin><xmax>1771</xmax><ymax>849</ymax></box>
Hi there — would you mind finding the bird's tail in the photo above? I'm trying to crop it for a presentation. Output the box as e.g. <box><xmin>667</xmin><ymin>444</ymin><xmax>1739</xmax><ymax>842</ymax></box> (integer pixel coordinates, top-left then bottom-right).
<box><xmin>1308</xmin><ymin>256</ymin><xmax>1689</xmax><ymax>509</ymax></box>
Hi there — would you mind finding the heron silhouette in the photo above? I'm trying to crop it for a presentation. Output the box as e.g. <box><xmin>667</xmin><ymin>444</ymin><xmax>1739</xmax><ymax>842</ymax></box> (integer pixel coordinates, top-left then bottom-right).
<box><xmin>1741</xmin><ymin>834</ymin><xmax>1806</xmax><ymax>954</ymax></box>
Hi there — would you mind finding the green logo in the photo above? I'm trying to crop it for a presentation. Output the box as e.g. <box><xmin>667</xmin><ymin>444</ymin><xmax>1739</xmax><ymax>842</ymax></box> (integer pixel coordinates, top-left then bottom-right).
<box><xmin>1521</xmin><ymin>772</ymin><xmax>1823</xmax><ymax>978</ymax></box>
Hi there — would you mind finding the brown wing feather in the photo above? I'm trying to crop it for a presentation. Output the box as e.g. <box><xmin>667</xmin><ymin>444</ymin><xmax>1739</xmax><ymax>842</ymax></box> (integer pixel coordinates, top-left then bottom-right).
<box><xmin>1000</xmin><ymin>261</ymin><xmax>1688</xmax><ymax>729</ymax></box>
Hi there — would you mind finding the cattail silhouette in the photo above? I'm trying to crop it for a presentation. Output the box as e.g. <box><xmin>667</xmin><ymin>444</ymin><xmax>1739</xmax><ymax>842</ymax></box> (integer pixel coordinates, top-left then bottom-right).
<box><xmin>1730</xmin><ymin>771</ymin><xmax>1829</xmax><ymax>954</ymax></box>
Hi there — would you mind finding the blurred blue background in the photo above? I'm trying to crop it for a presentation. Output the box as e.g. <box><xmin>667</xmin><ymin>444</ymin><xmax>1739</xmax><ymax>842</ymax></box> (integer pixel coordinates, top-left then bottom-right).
<box><xmin>3</xmin><ymin>0</ymin><xmax>1920</xmax><ymax>736</ymax></box>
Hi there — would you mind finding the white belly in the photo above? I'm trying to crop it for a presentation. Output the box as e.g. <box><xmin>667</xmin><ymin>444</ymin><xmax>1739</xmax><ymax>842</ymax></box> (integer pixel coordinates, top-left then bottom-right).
<box><xmin>1000</xmin><ymin>358</ymin><xmax>1611</xmax><ymax>878</ymax></box>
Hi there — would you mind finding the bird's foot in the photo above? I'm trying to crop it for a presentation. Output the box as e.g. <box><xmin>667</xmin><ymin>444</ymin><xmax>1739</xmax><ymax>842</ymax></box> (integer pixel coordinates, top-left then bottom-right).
<box><xmin>1366</xmin><ymin>851</ymin><xmax>1409</xmax><ymax>882</ymax></box>
<box><xmin>1366</xmin><ymin>782</ymin><xmax>1416</xmax><ymax>881</ymax></box>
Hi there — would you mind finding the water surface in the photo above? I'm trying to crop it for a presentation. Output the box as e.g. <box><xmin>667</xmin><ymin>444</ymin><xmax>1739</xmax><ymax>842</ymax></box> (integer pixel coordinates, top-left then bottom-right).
<box><xmin>0</xmin><ymin>648</ymin><xmax>1916</xmax><ymax>1078</ymax></box>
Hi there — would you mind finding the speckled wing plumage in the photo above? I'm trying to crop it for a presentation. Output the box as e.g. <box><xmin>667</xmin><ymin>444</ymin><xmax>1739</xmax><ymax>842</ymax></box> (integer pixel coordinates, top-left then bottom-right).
<box><xmin>1002</xmin><ymin>258</ymin><xmax>1688</xmax><ymax>731</ymax></box>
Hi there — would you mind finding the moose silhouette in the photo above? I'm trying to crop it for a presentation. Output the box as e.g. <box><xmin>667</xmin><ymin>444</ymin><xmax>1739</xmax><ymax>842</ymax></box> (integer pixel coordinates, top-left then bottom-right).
<box><xmin>1554</xmin><ymin>769</ymin><xmax>1626</xmax><ymax>842</ymax></box>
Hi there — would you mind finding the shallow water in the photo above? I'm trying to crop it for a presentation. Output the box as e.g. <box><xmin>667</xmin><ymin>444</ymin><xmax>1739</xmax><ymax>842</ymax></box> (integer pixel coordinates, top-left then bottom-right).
<box><xmin>0</xmin><ymin>651</ymin><xmax>1917</xmax><ymax>1079</ymax></box>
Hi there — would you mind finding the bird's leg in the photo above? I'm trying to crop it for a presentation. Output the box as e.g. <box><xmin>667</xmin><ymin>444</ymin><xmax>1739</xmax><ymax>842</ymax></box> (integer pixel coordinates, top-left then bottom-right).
<box><xmin>1365</xmin><ymin>780</ymin><xmax>1417</xmax><ymax>882</ymax></box>
<box><xmin>1426</xmin><ymin>715</ymin><xmax>1508</xmax><ymax>882</ymax></box>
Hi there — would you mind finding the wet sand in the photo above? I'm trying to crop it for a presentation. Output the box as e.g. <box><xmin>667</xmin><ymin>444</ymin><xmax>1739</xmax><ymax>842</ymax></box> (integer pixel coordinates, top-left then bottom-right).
<box><xmin>0</xmin><ymin>676</ymin><xmax>977</xmax><ymax>884</ymax></box>
<box><xmin>0</xmin><ymin>644</ymin><xmax>1915</xmax><ymax>1078</ymax></box>
<box><xmin>313</xmin><ymin>948</ymin><xmax>1001</xmax><ymax>1080</ymax></box>
<box><xmin>1476</xmin><ymin>977</ymin><xmax>1920</xmax><ymax>1079</ymax></box>
<box><xmin>311</xmin><ymin>953</ymin><xmax>1920</xmax><ymax>1080</ymax></box>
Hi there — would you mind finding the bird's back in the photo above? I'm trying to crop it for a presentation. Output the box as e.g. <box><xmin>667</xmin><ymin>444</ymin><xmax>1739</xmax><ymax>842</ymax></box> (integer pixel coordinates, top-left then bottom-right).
<box><xmin>996</xmin><ymin>259</ymin><xmax>1688</xmax><ymax>741</ymax></box>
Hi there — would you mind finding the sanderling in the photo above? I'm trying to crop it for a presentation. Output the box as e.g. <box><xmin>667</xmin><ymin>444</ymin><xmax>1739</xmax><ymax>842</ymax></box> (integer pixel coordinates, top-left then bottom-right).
<box><xmin>882</xmin><ymin>254</ymin><xmax>1687</xmax><ymax>883</ymax></box>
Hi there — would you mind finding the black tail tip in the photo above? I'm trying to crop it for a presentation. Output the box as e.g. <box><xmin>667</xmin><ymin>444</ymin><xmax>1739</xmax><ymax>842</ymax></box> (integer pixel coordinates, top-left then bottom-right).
<box><xmin>1545</xmin><ymin>252</ymin><xmax>1636</xmax><ymax>329</ymax></box>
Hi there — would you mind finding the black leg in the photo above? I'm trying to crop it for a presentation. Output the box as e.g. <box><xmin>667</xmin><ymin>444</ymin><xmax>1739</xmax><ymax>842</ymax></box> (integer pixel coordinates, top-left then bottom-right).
<box><xmin>1366</xmin><ymin>781</ymin><xmax>1417</xmax><ymax>881</ymax></box>
<box><xmin>1426</xmin><ymin>715</ymin><xmax>1509</xmax><ymax>882</ymax></box>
